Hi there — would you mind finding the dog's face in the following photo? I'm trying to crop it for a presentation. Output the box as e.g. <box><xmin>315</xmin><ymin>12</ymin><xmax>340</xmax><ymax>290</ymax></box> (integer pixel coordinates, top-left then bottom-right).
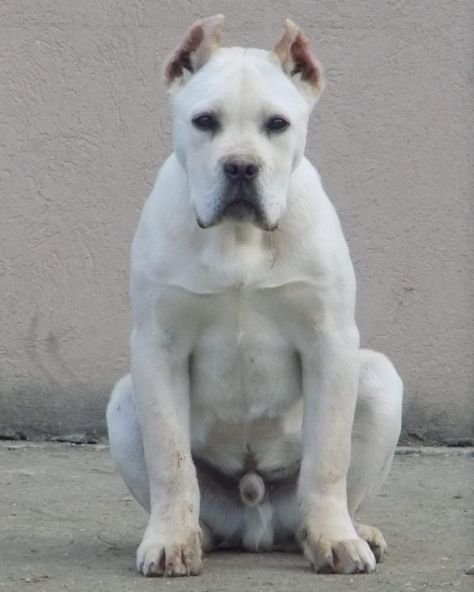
<box><xmin>165</xmin><ymin>16</ymin><xmax>324</xmax><ymax>231</ymax></box>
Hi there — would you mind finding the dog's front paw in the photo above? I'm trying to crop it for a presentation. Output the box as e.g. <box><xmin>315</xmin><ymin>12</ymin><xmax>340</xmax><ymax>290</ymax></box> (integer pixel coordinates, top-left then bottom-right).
<box><xmin>299</xmin><ymin>528</ymin><xmax>376</xmax><ymax>574</ymax></box>
<box><xmin>136</xmin><ymin>529</ymin><xmax>203</xmax><ymax>577</ymax></box>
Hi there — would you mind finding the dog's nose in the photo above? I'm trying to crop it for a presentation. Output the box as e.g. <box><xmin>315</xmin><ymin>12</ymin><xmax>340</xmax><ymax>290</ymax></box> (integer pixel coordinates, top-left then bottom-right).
<box><xmin>223</xmin><ymin>158</ymin><xmax>259</xmax><ymax>182</ymax></box>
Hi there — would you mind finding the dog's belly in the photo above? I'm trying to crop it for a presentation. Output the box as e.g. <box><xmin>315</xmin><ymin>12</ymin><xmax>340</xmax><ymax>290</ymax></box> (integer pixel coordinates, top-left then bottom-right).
<box><xmin>188</xmin><ymin>309</ymin><xmax>304</xmax><ymax>474</ymax></box>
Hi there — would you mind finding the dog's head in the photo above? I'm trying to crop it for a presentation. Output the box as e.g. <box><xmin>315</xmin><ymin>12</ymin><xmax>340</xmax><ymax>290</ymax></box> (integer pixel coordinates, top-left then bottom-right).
<box><xmin>165</xmin><ymin>15</ymin><xmax>325</xmax><ymax>231</ymax></box>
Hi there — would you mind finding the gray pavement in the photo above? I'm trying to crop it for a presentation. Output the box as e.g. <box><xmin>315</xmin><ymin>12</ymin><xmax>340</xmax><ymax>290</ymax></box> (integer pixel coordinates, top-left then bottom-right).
<box><xmin>0</xmin><ymin>442</ymin><xmax>472</xmax><ymax>591</ymax></box>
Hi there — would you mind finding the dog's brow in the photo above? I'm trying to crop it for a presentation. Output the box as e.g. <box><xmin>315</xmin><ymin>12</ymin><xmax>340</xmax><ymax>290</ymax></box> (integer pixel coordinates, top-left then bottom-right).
<box><xmin>260</xmin><ymin>104</ymin><xmax>291</xmax><ymax>122</ymax></box>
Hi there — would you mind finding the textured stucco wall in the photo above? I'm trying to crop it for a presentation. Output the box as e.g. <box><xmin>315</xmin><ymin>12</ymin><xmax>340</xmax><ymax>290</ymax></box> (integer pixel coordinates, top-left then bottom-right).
<box><xmin>1</xmin><ymin>1</ymin><xmax>473</xmax><ymax>442</ymax></box>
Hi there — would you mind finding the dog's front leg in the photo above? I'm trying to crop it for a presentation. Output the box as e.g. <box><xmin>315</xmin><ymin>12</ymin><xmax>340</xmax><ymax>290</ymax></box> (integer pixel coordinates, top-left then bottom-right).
<box><xmin>131</xmin><ymin>325</ymin><xmax>202</xmax><ymax>577</ymax></box>
<box><xmin>298</xmin><ymin>328</ymin><xmax>376</xmax><ymax>574</ymax></box>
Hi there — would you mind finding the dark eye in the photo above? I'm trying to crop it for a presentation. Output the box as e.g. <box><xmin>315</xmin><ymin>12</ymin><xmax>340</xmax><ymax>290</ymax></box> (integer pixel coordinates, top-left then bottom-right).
<box><xmin>192</xmin><ymin>113</ymin><xmax>219</xmax><ymax>132</ymax></box>
<box><xmin>265</xmin><ymin>116</ymin><xmax>290</xmax><ymax>132</ymax></box>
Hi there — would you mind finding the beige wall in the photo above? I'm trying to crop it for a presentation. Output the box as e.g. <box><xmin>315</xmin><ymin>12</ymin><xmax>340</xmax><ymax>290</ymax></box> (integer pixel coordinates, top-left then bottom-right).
<box><xmin>1</xmin><ymin>1</ymin><xmax>473</xmax><ymax>442</ymax></box>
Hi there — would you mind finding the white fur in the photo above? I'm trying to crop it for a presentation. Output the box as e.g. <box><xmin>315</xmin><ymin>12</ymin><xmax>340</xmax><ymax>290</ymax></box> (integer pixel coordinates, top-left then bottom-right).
<box><xmin>171</xmin><ymin>48</ymin><xmax>312</xmax><ymax>230</ymax></box>
<box><xmin>106</xmin><ymin>17</ymin><xmax>403</xmax><ymax>577</ymax></box>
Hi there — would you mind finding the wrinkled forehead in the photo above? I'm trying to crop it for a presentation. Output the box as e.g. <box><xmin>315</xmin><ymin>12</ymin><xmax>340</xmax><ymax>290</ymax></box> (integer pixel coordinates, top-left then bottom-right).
<box><xmin>172</xmin><ymin>47</ymin><xmax>309</xmax><ymax>118</ymax></box>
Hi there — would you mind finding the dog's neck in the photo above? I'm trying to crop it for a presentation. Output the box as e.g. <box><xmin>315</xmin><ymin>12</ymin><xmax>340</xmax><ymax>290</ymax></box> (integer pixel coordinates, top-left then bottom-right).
<box><xmin>193</xmin><ymin>220</ymin><xmax>277</xmax><ymax>282</ymax></box>
<box><xmin>198</xmin><ymin>220</ymin><xmax>272</xmax><ymax>252</ymax></box>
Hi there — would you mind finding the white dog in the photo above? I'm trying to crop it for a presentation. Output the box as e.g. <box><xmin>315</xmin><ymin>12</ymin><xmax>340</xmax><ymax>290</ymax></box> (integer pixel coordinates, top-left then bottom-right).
<box><xmin>107</xmin><ymin>15</ymin><xmax>403</xmax><ymax>577</ymax></box>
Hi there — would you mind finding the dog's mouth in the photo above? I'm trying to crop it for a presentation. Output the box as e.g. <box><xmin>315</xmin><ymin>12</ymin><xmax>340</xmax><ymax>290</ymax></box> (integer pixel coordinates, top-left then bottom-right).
<box><xmin>197</xmin><ymin>188</ymin><xmax>277</xmax><ymax>231</ymax></box>
<box><xmin>219</xmin><ymin>183</ymin><xmax>269</xmax><ymax>226</ymax></box>
<box><xmin>222</xmin><ymin>197</ymin><xmax>258</xmax><ymax>220</ymax></box>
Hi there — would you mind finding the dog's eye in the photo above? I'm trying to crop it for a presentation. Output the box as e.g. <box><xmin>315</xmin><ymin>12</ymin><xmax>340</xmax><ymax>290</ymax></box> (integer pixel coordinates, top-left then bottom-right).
<box><xmin>265</xmin><ymin>116</ymin><xmax>290</xmax><ymax>132</ymax></box>
<box><xmin>192</xmin><ymin>113</ymin><xmax>219</xmax><ymax>132</ymax></box>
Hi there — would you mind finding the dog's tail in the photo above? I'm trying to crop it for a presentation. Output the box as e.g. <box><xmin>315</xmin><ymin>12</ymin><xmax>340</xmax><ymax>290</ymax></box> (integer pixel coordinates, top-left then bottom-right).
<box><xmin>238</xmin><ymin>471</ymin><xmax>265</xmax><ymax>506</ymax></box>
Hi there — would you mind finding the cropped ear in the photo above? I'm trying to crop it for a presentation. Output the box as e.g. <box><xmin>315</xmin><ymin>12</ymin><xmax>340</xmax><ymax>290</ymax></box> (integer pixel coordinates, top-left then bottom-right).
<box><xmin>273</xmin><ymin>20</ymin><xmax>325</xmax><ymax>97</ymax></box>
<box><xmin>164</xmin><ymin>14</ymin><xmax>224</xmax><ymax>90</ymax></box>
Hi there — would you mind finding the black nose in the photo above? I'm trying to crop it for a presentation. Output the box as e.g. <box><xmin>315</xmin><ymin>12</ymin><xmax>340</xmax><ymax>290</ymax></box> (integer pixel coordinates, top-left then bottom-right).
<box><xmin>224</xmin><ymin>158</ymin><xmax>259</xmax><ymax>182</ymax></box>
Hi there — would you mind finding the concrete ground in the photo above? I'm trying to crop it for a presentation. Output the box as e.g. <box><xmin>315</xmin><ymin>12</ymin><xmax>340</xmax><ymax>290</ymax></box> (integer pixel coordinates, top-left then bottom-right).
<box><xmin>0</xmin><ymin>443</ymin><xmax>472</xmax><ymax>592</ymax></box>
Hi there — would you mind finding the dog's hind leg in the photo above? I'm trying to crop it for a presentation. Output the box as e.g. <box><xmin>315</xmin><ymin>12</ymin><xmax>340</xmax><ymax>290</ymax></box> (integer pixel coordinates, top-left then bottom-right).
<box><xmin>347</xmin><ymin>349</ymin><xmax>403</xmax><ymax>561</ymax></box>
<box><xmin>107</xmin><ymin>375</ymin><xmax>150</xmax><ymax>512</ymax></box>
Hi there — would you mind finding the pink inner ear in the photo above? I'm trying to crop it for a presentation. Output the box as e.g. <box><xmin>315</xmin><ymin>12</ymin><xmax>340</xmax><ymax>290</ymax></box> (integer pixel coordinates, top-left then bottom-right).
<box><xmin>290</xmin><ymin>33</ymin><xmax>320</xmax><ymax>86</ymax></box>
<box><xmin>165</xmin><ymin>24</ymin><xmax>204</xmax><ymax>82</ymax></box>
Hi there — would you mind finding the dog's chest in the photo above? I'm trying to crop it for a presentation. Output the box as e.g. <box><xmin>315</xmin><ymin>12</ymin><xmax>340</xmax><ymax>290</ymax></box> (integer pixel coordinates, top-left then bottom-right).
<box><xmin>185</xmin><ymin>284</ymin><xmax>311</xmax><ymax>424</ymax></box>
<box><xmin>191</xmin><ymin>311</ymin><xmax>300</xmax><ymax>422</ymax></box>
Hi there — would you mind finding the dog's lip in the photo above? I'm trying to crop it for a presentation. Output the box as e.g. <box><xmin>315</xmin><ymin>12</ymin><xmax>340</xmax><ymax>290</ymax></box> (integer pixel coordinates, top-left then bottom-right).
<box><xmin>197</xmin><ymin>216</ymin><xmax>277</xmax><ymax>231</ymax></box>
<box><xmin>196</xmin><ymin>199</ymin><xmax>278</xmax><ymax>231</ymax></box>
<box><xmin>196</xmin><ymin>217</ymin><xmax>212</xmax><ymax>229</ymax></box>
<box><xmin>222</xmin><ymin>197</ymin><xmax>257</xmax><ymax>213</ymax></box>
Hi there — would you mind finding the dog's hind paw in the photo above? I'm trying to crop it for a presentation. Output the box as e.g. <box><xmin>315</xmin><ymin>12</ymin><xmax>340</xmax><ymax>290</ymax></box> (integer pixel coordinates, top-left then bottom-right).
<box><xmin>354</xmin><ymin>522</ymin><xmax>387</xmax><ymax>563</ymax></box>
<box><xmin>136</xmin><ymin>529</ymin><xmax>202</xmax><ymax>577</ymax></box>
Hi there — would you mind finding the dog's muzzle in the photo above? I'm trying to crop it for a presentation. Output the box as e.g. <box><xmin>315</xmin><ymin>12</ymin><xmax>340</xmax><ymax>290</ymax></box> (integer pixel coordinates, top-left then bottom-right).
<box><xmin>196</xmin><ymin>156</ymin><xmax>277</xmax><ymax>231</ymax></box>
<box><xmin>212</xmin><ymin>156</ymin><xmax>270</xmax><ymax>228</ymax></box>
